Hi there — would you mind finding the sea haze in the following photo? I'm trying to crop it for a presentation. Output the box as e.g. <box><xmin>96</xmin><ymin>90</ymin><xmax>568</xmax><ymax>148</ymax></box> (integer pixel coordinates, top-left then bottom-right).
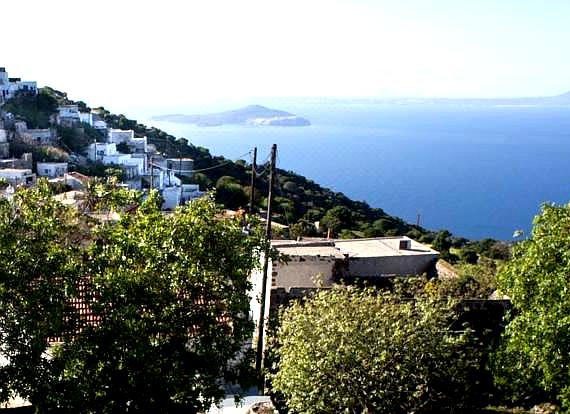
<box><xmin>140</xmin><ymin>101</ymin><xmax>570</xmax><ymax>240</ymax></box>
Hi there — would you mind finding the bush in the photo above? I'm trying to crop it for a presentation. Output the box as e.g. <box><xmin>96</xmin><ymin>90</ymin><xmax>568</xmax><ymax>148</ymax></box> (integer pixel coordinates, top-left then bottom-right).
<box><xmin>270</xmin><ymin>287</ymin><xmax>482</xmax><ymax>414</ymax></box>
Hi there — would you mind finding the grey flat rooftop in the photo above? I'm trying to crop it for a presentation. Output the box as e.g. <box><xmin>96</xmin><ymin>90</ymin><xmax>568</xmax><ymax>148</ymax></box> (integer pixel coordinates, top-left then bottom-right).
<box><xmin>335</xmin><ymin>238</ymin><xmax>437</xmax><ymax>257</ymax></box>
<box><xmin>0</xmin><ymin>168</ymin><xmax>32</xmax><ymax>174</ymax></box>
<box><xmin>273</xmin><ymin>237</ymin><xmax>438</xmax><ymax>258</ymax></box>
<box><xmin>276</xmin><ymin>245</ymin><xmax>346</xmax><ymax>258</ymax></box>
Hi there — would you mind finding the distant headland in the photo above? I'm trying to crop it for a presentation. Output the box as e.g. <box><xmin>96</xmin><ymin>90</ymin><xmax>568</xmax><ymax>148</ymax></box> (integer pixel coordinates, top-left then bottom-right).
<box><xmin>151</xmin><ymin>105</ymin><xmax>311</xmax><ymax>127</ymax></box>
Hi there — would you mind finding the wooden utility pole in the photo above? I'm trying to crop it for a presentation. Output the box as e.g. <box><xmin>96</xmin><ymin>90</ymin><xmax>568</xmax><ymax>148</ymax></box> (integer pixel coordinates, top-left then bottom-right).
<box><xmin>150</xmin><ymin>155</ymin><xmax>154</xmax><ymax>189</ymax></box>
<box><xmin>255</xmin><ymin>144</ymin><xmax>276</xmax><ymax>393</ymax></box>
<box><xmin>249</xmin><ymin>147</ymin><xmax>257</xmax><ymax>214</ymax></box>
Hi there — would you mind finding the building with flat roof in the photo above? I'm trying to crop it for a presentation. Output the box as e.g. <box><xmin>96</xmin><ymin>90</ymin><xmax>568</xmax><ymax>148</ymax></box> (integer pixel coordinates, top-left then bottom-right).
<box><xmin>0</xmin><ymin>68</ymin><xmax>37</xmax><ymax>103</ymax></box>
<box><xmin>268</xmin><ymin>237</ymin><xmax>438</xmax><ymax>290</ymax></box>
<box><xmin>37</xmin><ymin>162</ymin><xmax>68</xmax><ymax>178</ymax></box>
<box><xmin>0</xmin><ymin>168</ymin><xmax>36</xmax><ymax>187</ymax></box>
<box><xmin>249</xmin><ymin>236</ymin><xmax>439</xmax><ymax>353</ymax></box>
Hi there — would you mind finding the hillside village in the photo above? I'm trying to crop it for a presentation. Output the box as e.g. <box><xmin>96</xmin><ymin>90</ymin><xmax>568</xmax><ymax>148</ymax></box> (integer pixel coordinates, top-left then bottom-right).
<box><xmin>0</xmin><ymin>67</ymin><xmax>203</xmax><ymax>210</ymax></box>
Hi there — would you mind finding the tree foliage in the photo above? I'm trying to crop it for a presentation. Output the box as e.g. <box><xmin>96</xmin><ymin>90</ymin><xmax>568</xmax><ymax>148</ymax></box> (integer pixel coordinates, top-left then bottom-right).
<box><xmin>270</xmin><ymin>287</ymin><xmax>481</xmax><ymax>414</ymax></box>
<box><xmin>0</xmin><ymin>183</ymin><xmax>264</xmax><ymax>413</ymax></box>
<box><xmin>493</xmin><ymin>203</ymin><xmax>570</xmax><ymax>408</ymax></box>
<box><xmin>3</xmin><ymin>90</ymin><xmax>58</xmax><ymax>128</ymax></box>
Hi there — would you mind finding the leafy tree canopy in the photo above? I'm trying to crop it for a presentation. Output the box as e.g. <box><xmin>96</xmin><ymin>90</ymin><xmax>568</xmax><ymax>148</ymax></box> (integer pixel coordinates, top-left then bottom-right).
<box><xmin>493</xmin><ymin>203</ymin><xmax>570</xmax><ymax>409</ymax></box>
<box><xmin>270</xmin><ymin>287</ymin><xmax>481</xmax><ymax>414</ymax></box>
<box><xmin>0</xmin><ymin>182</ymin><xmax>264</xmax><ymax>413</ymax></box>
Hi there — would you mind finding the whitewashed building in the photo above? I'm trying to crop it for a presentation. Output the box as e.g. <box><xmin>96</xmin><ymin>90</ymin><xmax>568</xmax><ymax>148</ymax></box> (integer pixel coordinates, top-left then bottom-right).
<box><xmin>0</xmin><ymin>168</ymin><xmax>36</xmax><ymax>187</ymax></box>
<box><xmin>37</xmin><ymin>162</ymin><xmax>68</xmax><ymax>178</ymax></box>
<box><xmin>0</xmin><ymin>129</ymin><xmax>9</xmax><ymax>158</ymax></box>
<box><xmin>78</xmin><ymin>112</ymin><xmax>107</xmax><ymax>130</ymax></box>
<box><xmin>57</xmin><ymin>105</ymin><xmax>80</xmax><ymax>126</ymax></box>
<box><xmin>0</xmin><ymin>68</ymin><xmax>37</xmax><ymax>102</ymax></box>
<box><xmin>166</xmin><ymin>158</ymin><xmax>194</xmax><ymax>178</ymax></box>
<box><xmin>86</xmin><ymin>142</ymin><xmax>145</xmax><ymax>176</ymax></box>
<box><xmin>108</xmin><ymin>129</ymin><xmax>134</xmax><ymax>144</ymax></box>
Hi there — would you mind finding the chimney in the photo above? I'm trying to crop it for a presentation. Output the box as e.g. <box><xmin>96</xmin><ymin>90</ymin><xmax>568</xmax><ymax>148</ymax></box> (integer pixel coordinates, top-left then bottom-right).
<box><xmin>399</xmin><ymin>239</ymin><xmax>411</xmax><ymax>250</ymax></box>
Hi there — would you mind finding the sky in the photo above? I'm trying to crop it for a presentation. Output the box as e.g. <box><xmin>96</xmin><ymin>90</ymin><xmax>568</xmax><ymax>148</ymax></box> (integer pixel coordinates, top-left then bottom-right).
<box><xmin>3</xmin><ymin>0</ymin><xmax>570</xmax><ymax>111</ymax></box>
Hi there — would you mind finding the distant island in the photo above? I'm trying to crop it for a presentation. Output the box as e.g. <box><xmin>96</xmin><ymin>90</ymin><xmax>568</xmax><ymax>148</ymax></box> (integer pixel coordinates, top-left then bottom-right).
<box><xmin>151</xmin><ymin>105</ymin><xmax>311</xmax><ymax>127</ymax></box>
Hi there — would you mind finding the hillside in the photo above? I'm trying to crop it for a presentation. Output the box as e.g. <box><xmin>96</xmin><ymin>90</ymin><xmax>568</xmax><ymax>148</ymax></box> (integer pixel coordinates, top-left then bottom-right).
<box><xmin>1</xmin><ymin>87</ymin><xmax>513</xmax><ymax>261</ymax></box>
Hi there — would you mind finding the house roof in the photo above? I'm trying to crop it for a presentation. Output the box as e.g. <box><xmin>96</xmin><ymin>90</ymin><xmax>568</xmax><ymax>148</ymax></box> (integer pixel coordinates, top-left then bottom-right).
<box><xmin>272</xmin><ymin>237</ymin><xmax>438</xmax><ymax>258</ymax></box>
<box><xmin>335</xmin><ymin>238</ymin><xmax>437</xmax><ymax>257</ymax></box>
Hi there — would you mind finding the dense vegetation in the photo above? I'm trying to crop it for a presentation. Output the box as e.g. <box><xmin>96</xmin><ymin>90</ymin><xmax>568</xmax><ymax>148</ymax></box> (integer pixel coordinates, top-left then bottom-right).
<box><xmin>0</xmin><ymin>183</ymin><xmax>264</xmax><ymax>412</ymax></box>
<box><xmin>493</xmin><ymin>203</ymin><xmax>570</xmax><ymax>410</ymax></box>
<box><xmin>270</xmin><ymin>286</ymin><xmax>484</xmax><ymax>414</ymax></box>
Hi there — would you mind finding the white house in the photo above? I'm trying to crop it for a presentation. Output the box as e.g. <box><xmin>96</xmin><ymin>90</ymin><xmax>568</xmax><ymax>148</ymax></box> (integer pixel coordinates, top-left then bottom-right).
<box><xmin>181</xmin><ymin>184</ymin><xmax>204</xmax><ymax>203</ymax></box>
<box><xmin>79</xmin><ymin>112</ymin><xmax>108</xmax><ymax>130</ymax></box>
<box><xmin>161</xmin><ymin>186</ymin><xmax>181</xmax><ymax>210</ymax></box>
<box><xmin>87</xmin><ymin>142</ymin><xmax>117</xmax><ymax>161</ymax></box>
<box><xmin>58</xmin><ymin>105</ymin><xmax>80</xmax><ymax>119</ymax></box>
<box><xmin>166</xmin><ymin>158</ymin><xmax>194</xmax><ymax>178</ymax></box>
<box><xmin>0</xmin><ymin>68</ymin><xmax>37</xmax><ymax>102</ymax></box>
<box><xmin>0</xmin><ymin>129</ymin><xmax>8</xmax><ymax>158</ymax></box>
<box><xmin>86</xmin><ymin>142</ymin><xmax>145</xmax><ymax>176</ymax></box>
<box><xmin>57</xmin><ymin>105</ymin><xmax>80</xmax><ymax>126</ymax></box>
<box><xmin>108</xmin><ymin>129</ymin><xmax>134</xmax><ymax>144</ymax></box>
<box><xmin>79</xmin><ymin>112</ymin><xmax>93</xmax><ymax>125</ymax></box>
<box><xmin>126</xmin><ymin>137</ymin><xmax>147</xmax><ymax>154</ymax></box>
<box><xmin>37</xmin><ymin>162</ymin><xmax>68</xmax><ymax>178</ymax></box>
<box><xmin>0</xmin><ymin>168</ymin><xmax>36</xmax><ymax>187</ymax></box>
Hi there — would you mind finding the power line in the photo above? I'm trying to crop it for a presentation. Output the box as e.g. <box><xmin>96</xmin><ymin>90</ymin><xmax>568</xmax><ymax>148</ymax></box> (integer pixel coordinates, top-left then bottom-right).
<box><xmin>148</xmin><ymin>150</ymin><xmax>252</xmax><ymax>174</ymax></box>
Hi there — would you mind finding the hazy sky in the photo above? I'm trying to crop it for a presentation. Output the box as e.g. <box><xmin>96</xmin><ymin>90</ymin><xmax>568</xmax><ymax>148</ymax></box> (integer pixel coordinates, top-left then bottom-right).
<box><xmin>3</xmin><ymin>0</ymin><xmax>570</xmax><ymax>110</ymax></box>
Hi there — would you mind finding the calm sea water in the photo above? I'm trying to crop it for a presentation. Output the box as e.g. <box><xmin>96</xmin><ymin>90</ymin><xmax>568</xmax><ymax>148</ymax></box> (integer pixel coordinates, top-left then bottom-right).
<box><xmin>139</xmin><ymin>101</ymin><xmax>570</xmax><ymax>240</ymax></box>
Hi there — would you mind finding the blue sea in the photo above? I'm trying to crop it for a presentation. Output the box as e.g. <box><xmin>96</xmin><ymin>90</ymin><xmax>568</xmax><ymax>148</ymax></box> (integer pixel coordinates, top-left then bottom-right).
<box><xmin>137</xmin><ymin>101</ymin><xmax>570</xmax><ymax>240</ymax></box>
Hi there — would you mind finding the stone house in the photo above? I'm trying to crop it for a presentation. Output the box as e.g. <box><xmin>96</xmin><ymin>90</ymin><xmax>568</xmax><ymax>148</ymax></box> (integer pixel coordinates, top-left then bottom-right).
<box><xmin>251</xmin><ymin>236</ymin><xmax>439</xmax><ymax>316</ymax></box>
<box><xmin>269</xmin><ymin>237</ymin><xmax>439</xmax><ymax>290</ymax></box>
<box><xmin>16</xmin><ymin>128</ymin><xmax>58</xmax><ymax>146</ymax></box>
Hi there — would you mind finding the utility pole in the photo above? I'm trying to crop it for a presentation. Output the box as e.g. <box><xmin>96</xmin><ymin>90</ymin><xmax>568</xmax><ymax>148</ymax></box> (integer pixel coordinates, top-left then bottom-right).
<box><xmin>255</xmin><ymin>144</ymin><xmax>276</xmax><ymax>393</ymax></box>
<box><xmin>249</xmin><ymin>147</ymin><xmax>257</xmax><ymax>214</ymax></box>
<box><xmin>150</xmin><ymin>155</ymin><xmax>154</xmax><ymax>189</ymax></box>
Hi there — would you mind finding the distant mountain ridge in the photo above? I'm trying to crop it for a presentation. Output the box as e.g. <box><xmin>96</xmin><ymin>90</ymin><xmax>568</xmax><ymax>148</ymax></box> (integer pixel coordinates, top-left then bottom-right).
<box><xmin>152</xmin><ymin>105</ymin><xmax>311</xmax><ymax>127</ymax></box>
<box><xmin>403</xmin><ymin>91</ymin><xmax>570</xmax><ymax>106</ymax></box>
<box><xmin>305</xmin><ymin>91</ymin><xmax>570</xmax><ymax>107</ymax></box>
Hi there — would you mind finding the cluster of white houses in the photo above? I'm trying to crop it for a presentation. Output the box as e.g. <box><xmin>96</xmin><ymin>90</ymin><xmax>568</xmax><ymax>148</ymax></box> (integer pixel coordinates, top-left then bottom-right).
<box><xmin>0</xmin><ymin>68</ymin><xmax>202</xmax><ymax>209</ymax></box>
<box><xmin>0</xmin><ymin>68</ymin><xmax>37</xmax><ymax>103</ymax></box>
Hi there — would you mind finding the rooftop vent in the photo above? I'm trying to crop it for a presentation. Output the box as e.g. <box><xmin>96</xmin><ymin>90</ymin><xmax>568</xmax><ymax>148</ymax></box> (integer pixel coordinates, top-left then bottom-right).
<box><xmin>399</xmin><ymin>239</ymin><xmax>411</xmax><ymax>250</ymax></box>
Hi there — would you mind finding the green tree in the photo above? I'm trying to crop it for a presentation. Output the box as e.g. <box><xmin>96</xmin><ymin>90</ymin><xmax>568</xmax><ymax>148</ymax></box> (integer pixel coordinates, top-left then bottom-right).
<box><xmin>115</xmin><ymin>141</ymin><xmax>130</xmax><ymax>153</ymax></box>
<box><xmin>270</xmin><ymin>287</ymin><xmax>481</xmax><ymax>414</ymax></box>
<box><xmin>321</xmin><ymin>205</ymin><xmax>354</xmax><ymax>236</ymax></box>
<box><xmin>0</xmin><ymin>185</ymin><xmax>264</xmax><ymax>413</ymax></box>
<box><xmin>0</xmin><ymin>182</ymin><xmax>85</xmax><ymax>404</ymax></box>
<box><xmin>215</xmin><ymin>176</ymin><xmax>248</xmax><ymax>210</ymax></box>
<box><xmin>492</xmin><ymin>203</ymin><xmax>570</xmax><ymax>409</ymax></box>
<box><xmin>432</xmin><ymin>230</ymin><xmax>452</xmax><ymax>252</ymax></box>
